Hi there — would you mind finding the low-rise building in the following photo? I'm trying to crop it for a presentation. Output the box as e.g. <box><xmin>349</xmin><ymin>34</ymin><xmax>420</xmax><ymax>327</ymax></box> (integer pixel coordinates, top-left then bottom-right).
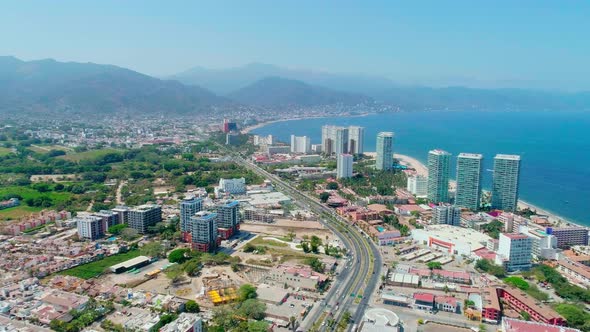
<box><xmin>555</xmin><ymin>259</ymin><xmax>590</xmax><ymax>288</ymax></box>
<box><xmin>413</xmin><ymin>292</ymin><xmax>435</xmax><ymax>311</ymax></box>
<box><xmin>265</xmin><ymin>264</ymin><xmax>328</xmax><ymax>292</ymax></box>
<box><xmin>435</xmin><ymin>296</ymin><xmax>461</xmax><ymax>314</ymax></box>
<box><xmin>498</xmin><ymin>288</ymin><xmax>566</xmax><ymax>326</ymax></box>
<box><xmin>160</xmin><ymin>312</ymin><xmax>203</xmax><ymax>332</ymax></box>
<box><xmin>501</xmin><ymin>317</ymin><xmax>581</xmax><ymax>332</ymax></box>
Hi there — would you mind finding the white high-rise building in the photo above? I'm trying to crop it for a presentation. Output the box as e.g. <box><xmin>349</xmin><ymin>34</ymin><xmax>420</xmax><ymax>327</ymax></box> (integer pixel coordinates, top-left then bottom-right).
<box><xmin>348</xmin><ymin>126</ymin><xmax>365</xmax><ymax>155</ymax></box>
<box><xmin>427</xmin><ymin>149</ymin><xmax>451</xmax><ymax>203</ymax></box>
<box><xmin>290</xmin><ymin>135</ymin><xmax>312</xmax><ymax>154</ymax></box>
<box><xmin>375</xmin><ymin>132</ymin><xmax>394</xmax><ymax>171</ymax></box>
<box><xmin>321</xmin><ymin>125</ymin><xmax>350</xmax><ymax>155</ymax></box>
<box><xmin>76</xmin><ymin>215</ymin><xmax>104</xmax><ymax>240</ymax></box>
<box><xmin>180</xmin><ymin>196</ymin><xmax>202</xmax><ymax>234</ymax></box>
<box><xmin>492</xmin><ymin>154</ymin><xmax>521</xmax><ymax>211</ymax></box>
<box><xmin>495</xmin><ymin>233</ymin><xmax>532</xmax><ymax>272</ymax></box>
<box><xmin>432</xmin><ymin>205</ymin><xmax>462</xmax><ymax>226</ymax></box>
<box><xmin>336</xmin><ymin>154</ymin><xmax>354</xmax><ymax>179</ymax></box>
<box><xmin>407</xmin><ymin>175</ymin><xmax>428</xmax><ymax>197</ymax></box>
<box><xmin>455</xmin><ymin>153</ymin><xmax>483</xmax><ymax>211</ymax></box>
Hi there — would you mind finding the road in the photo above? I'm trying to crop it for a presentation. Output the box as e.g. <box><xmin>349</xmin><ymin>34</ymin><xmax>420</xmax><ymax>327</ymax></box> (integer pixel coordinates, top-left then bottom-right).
<box><xmin>232</xmin><ymin>156</ymin><xmax>382</xmax><ymax>331</ymax></box>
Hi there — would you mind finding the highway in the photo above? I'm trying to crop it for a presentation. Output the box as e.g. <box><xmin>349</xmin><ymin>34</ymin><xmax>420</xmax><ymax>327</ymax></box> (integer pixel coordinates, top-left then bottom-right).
<box><xmin>232</xmin><ymin>156</ymin><xmax>382</xmax><ymax>331</ymax></box>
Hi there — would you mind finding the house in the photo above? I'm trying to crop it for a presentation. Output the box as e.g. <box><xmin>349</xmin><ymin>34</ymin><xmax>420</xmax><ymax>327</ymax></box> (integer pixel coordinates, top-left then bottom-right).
<box><xmin>413</xmin><ymin>292</ymin><xmax>435</xmax><ymax>311</ymax></box>
<box><xmin>435</xmin><ymin>296</ymin><xmax>461</xmax><ymax>314</ymax></box>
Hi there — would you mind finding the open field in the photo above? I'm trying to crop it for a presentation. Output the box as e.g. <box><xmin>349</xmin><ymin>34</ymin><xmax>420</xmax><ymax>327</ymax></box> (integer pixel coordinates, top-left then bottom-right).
<box><xmin>59</xmin><ymin>148</ymin><xmax>121</xmax><ymax>161</ymax></box>
<box><xmin>0</xmin><ymin>205</ymin><xmax>44</xmax><ymax>221</ymax></box>
<box><xmin>0</xmin><ymin>186</ymin><xmax>73</xmax><ymax>206</ymax></box>
<box><xmin>57</xmin><ymin>249</ymin><xmax>141</xmax><ymax>279</ymax></box>
<box><xmin>28</xmin><ymin>144</ymin><xmax>71</xmax><ymax>154</ymax></box>
<box><xmin>0</xmin><ymin>147</ymin><xmax>13</xmax><ymax>156</ymax></box>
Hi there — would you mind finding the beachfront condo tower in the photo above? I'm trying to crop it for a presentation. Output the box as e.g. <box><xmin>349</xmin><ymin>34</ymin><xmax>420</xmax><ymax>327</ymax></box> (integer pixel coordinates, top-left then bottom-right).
<box><xmin>427</xmin><ymin>149</ymin><xmax>451</xmax><ymax>203</ymax></box>
<box><xmin>337</xmin><ymin>153</ymin><xmax>354</xmax><ymax>179</ymax></box>
<box><xmin>321</xmin><ymin>125</ymin><xmax>349</xmax><ymax>155</ymax></box>
<box><xmin>492</xmin><ymin>154</ymin><xmax>521</xmax><ymax>212</ymax></box>
<box><xmin>348</xmin><ymin>126</ymin><xmax>365</xmax><ymax>155</ymax></box>
<box><xmin>375</xmin><ymin>132</ymin><xmax>394</xmax><ymax>171</ymax></box>
<box><xmin>455</xmin><ymin>153</ymin><xmax>483</xmax><ymax>210</ymax></box>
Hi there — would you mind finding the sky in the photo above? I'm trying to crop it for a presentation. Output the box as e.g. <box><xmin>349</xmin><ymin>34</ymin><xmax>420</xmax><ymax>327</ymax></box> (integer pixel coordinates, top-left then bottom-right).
<box><xmin>2</xmin><ymin>0</ymin><xmax>590</xmax><ymax>90</ymax></box>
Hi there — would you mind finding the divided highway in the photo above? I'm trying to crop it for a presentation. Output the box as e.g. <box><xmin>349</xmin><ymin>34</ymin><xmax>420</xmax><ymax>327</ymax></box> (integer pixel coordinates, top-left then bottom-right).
<box><xmin>233</xmin><ymin>156</ymin><xmax>383</xmax><ymax>331</ymax></box>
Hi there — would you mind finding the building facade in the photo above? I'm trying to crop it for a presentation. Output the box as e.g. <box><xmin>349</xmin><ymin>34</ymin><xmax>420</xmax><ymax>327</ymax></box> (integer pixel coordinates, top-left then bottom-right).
<box><xmin>496</xmin><ymin>233</ymin><xmax>532</xmax><ymax>272</ymax></box>
<box><xmin>191</xmin><ymin>211</ymin><xmax>219</xmax><ymax>252</ymax></box>
<box><xmin>492</xmin><ymin>154</ymin><xmax>521</xmax><ymax>211</ymax></box>
<box><xmin>218</xmin><ymin>178</ymin><xmax>246</xmax><ymax>195</ymax></box>
<box><xmin>128</xmin><ymin>204</ymin><xmax>162</xmax><ymax>234</ymax></box>
<box><xmin>348</xmin><ymin>126</ymin><xmax>365</xmax><ymax>155</ymax></box>
<box><xmin>216</xmin><ymin>200</ymin><xmax>240</xmax><ymax>240</ymax></box>
<box><xmin>336</xmin><ymin>153</ymin><xmax>353</xmax><ymax>179</ymax></box>
<box><xmin>455</xmin><ymin>153</ymin><xmax>483</xmax><ymax>210</ymax></box>
<box><xmin>76</xmin><ymin>215</ymin><xmax>105</xmax><ymax>240</ymax></box>
<box><xmin>548</xmin><ymin>227</ymin><xmax>589</xmax><ymax>248</ymax></box>
<box><xmin>375</xmin><ymin>132</ymin><xmax>394</xmax><ymax>171</ymax></box>
<box><xmin>93</xmin><ymin>210</ymin><xmax>119</xmax><ymax>231</ymax></box>
<box><xmin>290</xmin><ymin>135</ymin><xmax>312</xmax><ymax>154</ymax></box>
<box><xmin>407</xmin><ymin>175</ymin><xmax>428</xmax><ymax>197</ymax></box>
<box><xmin>427</xmin><ymin>149</ymin><xmax>451</xmax><ymax>203</ymax></box>
<box><xmin>180</xmin><ymin>196</ymin><xmax>203</xmax><ymax>241</ymax></box>
<box><xmin>432</xmin><ymin>205</ymin><xmax>461</xmax><ymax>226</ymax></box>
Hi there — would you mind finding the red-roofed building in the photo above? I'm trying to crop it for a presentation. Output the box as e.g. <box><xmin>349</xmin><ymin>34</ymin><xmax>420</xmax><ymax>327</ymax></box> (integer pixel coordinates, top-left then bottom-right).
<box><xmin>435</xmin><ymin>296</ymin><xmax>462</xmax><ymax>314</ymax></box>
<box><xmin>498</xmin><ymin>288</ymin><xmax>566</xmax><ymax>326</ymax></box>
<box><xmin>474</xmin><ymin>247</ymin><xmax>497</xmax><ymax>261</ymax></box>
<box><xmin>502</xmin><ymin>317</ymin><xmax>581</xmax><ymax>332</ymax></box>
<box><xmin>413</xmin><ymin>292</ymin><xmax>435</xmax><ymax>311</ymax></box>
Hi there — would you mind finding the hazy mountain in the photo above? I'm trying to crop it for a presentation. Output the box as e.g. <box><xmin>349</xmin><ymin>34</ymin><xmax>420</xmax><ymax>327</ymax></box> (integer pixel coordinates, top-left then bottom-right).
<box><xmin>0</xmin><ymin>56</ymin><xmax>228</xmax><ymax>115</ymax></box>
<box><xmin>227</xmin><ymin>76</ymin><xmax>372</xmax><ymax>108</ymax></box>
<box><xmin>170</xmin><ymin>62</ymin><xmax>396</xmax><ymax>95</ymax></box>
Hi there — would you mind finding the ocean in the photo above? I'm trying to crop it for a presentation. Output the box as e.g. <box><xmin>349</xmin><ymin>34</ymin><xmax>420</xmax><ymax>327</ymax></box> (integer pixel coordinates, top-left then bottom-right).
<box><xmin>251</xmin><ymin>110</ymin><xmax>590</xmax><ymax>225</ymax></box>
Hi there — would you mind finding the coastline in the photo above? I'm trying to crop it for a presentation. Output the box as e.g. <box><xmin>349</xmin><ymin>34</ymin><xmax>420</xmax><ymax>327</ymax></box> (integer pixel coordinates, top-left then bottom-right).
<box><xmin>241</xmin><ymin>112</ymin><xmax>373</xmax><ymax>134</ymax></box>
<box><xmin>365</xmin><ymin>151</ymin><xmax>582</xmax><ymax>228</ymax></box>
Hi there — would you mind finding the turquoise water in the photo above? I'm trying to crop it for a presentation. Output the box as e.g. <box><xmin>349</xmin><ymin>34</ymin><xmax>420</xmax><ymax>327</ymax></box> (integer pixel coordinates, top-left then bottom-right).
<box><xmin>252</xmin><ymin>110</ymin><xmax>590</xmax><ymax>225</ymax></box>
<box><xmin>377</xmin><ymin>226</ymin><xmax>385</xmax><ymax>232</ymax></box>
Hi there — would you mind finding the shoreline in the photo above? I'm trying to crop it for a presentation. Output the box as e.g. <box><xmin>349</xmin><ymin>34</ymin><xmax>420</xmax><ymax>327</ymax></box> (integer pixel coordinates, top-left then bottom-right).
<box><xmin>241</xmin><ymin>112</ymin><xmax>373</xmax><ymax>134</ymax></box>
<box><xmin>248</xmin><ymin>115</ymin><xmax>585</xmax><ymax>229</ymax></box>
<box><xmin>365</xmin><ymin>151</ymin><xmax>583</xmax><ymax>228</ymax></box>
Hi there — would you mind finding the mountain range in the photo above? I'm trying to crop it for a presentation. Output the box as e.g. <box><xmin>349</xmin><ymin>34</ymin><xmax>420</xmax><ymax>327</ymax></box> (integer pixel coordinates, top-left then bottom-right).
<box><xmin>1</xmin><ymin>56</ymin><xmax>589</xmax><ymax>116</ymax></box>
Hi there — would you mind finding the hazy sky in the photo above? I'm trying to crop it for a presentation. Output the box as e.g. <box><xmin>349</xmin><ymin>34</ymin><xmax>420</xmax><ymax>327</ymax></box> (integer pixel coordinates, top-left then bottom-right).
<box><xmin>3</xmin><ymin>1</ymin><xmax>589</xmax><ymax>90</ymax></box>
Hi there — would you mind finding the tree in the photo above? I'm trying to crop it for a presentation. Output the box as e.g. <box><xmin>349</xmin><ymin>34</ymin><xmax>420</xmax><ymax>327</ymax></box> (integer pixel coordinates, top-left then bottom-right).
<box><xmin>237</xmin><ymin>299</ymin><xmax>266</xmax><ymax>320</ymax></box>
<box><xmin>185</xmin><ymin>300</ymin><xmax>200</xmax><ymax>313</ymax></box>
<box><xmin>140</xmin><ymin>241</ymin><xmax>165</xmax><ymax>258</ymax></box>
<box><xmin>248</xmin><ymin>320</ymin><xmax>269</xmax><ymax>332</ymax></box>
<box><xmin>520</xmin><ymin>311</ymin><xmax>531</xmax><ymax>321</ymax></box>
<box><xmin>478</xmin><ymin>323</ymin><xmax>487</xmax><ymax>332</ymax></box>
<box><xmin>301</xmin><ymin>242</ymin><xmax>310</xmax><ymax>253</ymax></box>
<box><xmin>319</xmin><ymin>192</ymin><xmax>331</xmax><ymax>203</ymax></box>
<box><xmin>165</xmin><ymin>264</ymin><xmax>185</xmax><ymax>283</ymax></box>
<box><xmin>238</xmin><ymin>284</ymin><xmax>258</xmax><ymax>301</ymax></box>
<box><xmin>168</xmin><ymin>248</ymin><xmax>189</xmax><ymax>263</ymax></box>
<box><xmin>183</xmin><ymin>258</ymin><xmax>202</xmax><ymax>276</ymax></box>
<box><xmin>289</xmin><ymin>316</ymin><xmax>297</xmax><ymax>332</ymax></box>
<box><xmin>305</xmin><ymin>257</ymin><xmax>325</xmax><ymax>273</ymax></box>
<box><xmin>120</xmin><ymin>228</ymin><xmax>139</xmax><ymax>241</ymax></box>
<box><xmin>427</xmin><ymin>262</ymin><xmax>442</xmax><ymax>270</ymax></box>
<box><xmin>108</xmin><ymin>224</ymin><xmax>127</xmax><ymax>235</ymax></box>
<box><xmin>326</xmin><ymin>182</ymin><xmax>339</xmax><ymax>190</ymax></box>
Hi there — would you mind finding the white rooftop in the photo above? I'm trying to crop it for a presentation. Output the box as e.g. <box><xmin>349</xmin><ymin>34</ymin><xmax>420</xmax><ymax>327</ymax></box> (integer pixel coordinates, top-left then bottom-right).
<box><xmin>495</xmin><ymin>154</ymin><xmax>521</xmax><ymax>160</ymax></box>
<box><xmin>458</xmin><ymin>153</ymin><xmax>483</xmax><ymax>159</ymax></box>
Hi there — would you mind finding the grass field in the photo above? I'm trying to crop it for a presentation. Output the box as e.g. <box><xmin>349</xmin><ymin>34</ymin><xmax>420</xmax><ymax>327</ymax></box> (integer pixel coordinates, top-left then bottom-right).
<box><xmin>57</xmin><ymin>249</ymin><xmax>141</xmax><ymax>279</ymax></box>
<box><xmin>60</xmin><ymin>148</ymin><xmax>121</xmax><ymax>161</ymax></box>
<box><xmin>0</xmin><ymin>186</ymin><xmax>73</xmax><ymax>204</ymax></box>
<box><xmin>249</xmin><ymin>237</ymin><xmax>289</xmax><ymax>247</ymax></box>
<box><xmin>0</xmin><ymin>205</ymin><xmax>44</xmax><ymax>221</ymax></box>
<box><xmin>28</xmin><ymin>144</ymin><xmax>71</xmax><ymax>154</ymax></box>
<box><xmin>0</xmin><ymin>147</ymin><xmax>13</xmax><ymax>156</ymax></box>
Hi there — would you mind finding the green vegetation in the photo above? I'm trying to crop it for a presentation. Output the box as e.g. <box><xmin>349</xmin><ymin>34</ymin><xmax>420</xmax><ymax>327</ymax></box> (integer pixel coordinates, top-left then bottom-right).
<box><xmin>0</xmin><ymin>147</ymin><xmax>12</xmax><ymax>156</ymax></box>
<box><xmin>0</xmin><ymin>205</ymin><xmax>43</xmax><ymax>220</ymax></box>
<box><xmin>340</xmin><ymin>162</ymin><xmax>407</xmax><ymax>196</ymax></box>
<box><xmin>528</xmin><ymin>264</ymin><xmax>590</xmax><ymax>302</ymax></box>
<box><xmin>475</xmin><ymin>259</ymin><xmax>506</xmax><ymax>278</ymax></box>
<box><xmin>553</xmin><ymin>303</ymin><xmax>590</xmax><ymax>331</ymax></box>
<box><xmin>305</xmin><ymin>257</ymin><xmax>325</xmax><ymax>273</ymax></box>
<box><xmin>319</xmin><ymin>191</ymin><xmax>330</xmax><ymax>203</ymax></box>
<box><xmin>140</xmin><ymin>241</ymin><xmax>166</xmax><ymax>258</ymax></box>
<box><xmin>504</xmin><ymin>276</ymin><xmax>529</xmax><ymax>290</ymax></box>
<box><xmin>383</xmin><ymin>214</ymin><xmax>410</xmax><ymax>236</ymax></box>
<box><xmin>107</xmin><ymin>223</ymin><xmax>127</xmax><ymax>235</ymax></box>
<box><xmin>481</xmin><ymin>220</ymin><xmax>503</xmax><ymax>239</ymax></box>
<box><xmin>168</xmin><ymin>248</ymin><xmax>190</xmax><ymax>263</ymax></box>
<box><xmin>57</xmin><ymin>249</ymin><xmax>140</xmax><ymax>279</ymax></box>
<box><xmin>427</xmin><ymin>261</ymin><xmax>442</xmax><ymax>270</ymax></box>
<box><xmin>149</xmin><ymin>313</ymin><xmax>178</xmax><ymax>332</ymax></box>
<box><xmin>60</xmin><ymin>148</ymin><xmax>122</xmax><ymax>162</ymax></box>
<box><xmin>185</xmin><ymin>300</ymin><xmax>200</xmax><ymax>313</ymax></box>
<box><xmin>50</xmin><ymin>299</ymin><xmax>114</xmax><ymax>332</ymax></box>
<box><xmin>326</xmin><ymin>182</ymin><xmax>339</xmax><ymax>190</ymax></box>
<box><xmin>248</xmin><ymin>237</ymin><xmax>289</xmax><ymax>247</ymax></box>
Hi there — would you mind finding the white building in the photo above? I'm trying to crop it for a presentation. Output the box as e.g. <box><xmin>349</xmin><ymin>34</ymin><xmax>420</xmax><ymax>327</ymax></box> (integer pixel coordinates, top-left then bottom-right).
<box><xmin>411</xmin><ymin>224</ymin><xmax>492</xmax><ymax>256</ymax></box>
<box><xmin>160</xmin><ymin>312</ymin><xmax>203</xmax><ymax>332</ymax></box>
<box><xmin>337</xmin><ymin>154</ymin><xmax>353</xmax><ymax>179</ymax></box>
<box><xmin>492</xmin><ymin>154</ymin><xmax>521</xmax><ymax>211</ymax></box>
<box><xmin>432</xmin><ymin>205</ymin><xmax>461</xmax><ymax>226</ymax></box>
<box><xmin>455</xmin><ymin>153</ymin><xmax>483</xmax><ymax>211</ymax></box>
<box><xmin>518</xmin><ymin>225</ymin><xmax>559</xmax><ymax>260</ymax></box>
<box><xmin>348</xmin><ymin>126</ymin><xmax>365</xmax><ymax>155</ymax></box>
<box><xmin>321</xmin><ymin>125</ymin><xmax>350</xmax><ymax>155</ymax></box>
<box><xmin>427</xmin><ymin>149</ymin><xmax>451</xmax><ymax>203</ymax></box>
<box><xmin>290</xmin><ymin>135</ymin><xmax>312</xmax><ymax>154</ymax></box>
<box><xmin>76</xmin><ymin>215</ymin><xmax>104</xmax><ymax>240</ymax></box>
<box><xmin>407</xmin><ymin>175</ymin><xmax>428</xmax><ymax>197</ymax></box>
<box><xmin>375</xmin><ymin>132</ymin><xmax>394</xmax><ymax>171</ymax></box>
<box><xmin>495</xmin><ymin>233</ymin><xmax>532</xmax><ymax>272</ymax></box>
<box><xmin>218</xmin><ymin>178</ymin><xmax>246</xmax><ymax>195</ymax></box>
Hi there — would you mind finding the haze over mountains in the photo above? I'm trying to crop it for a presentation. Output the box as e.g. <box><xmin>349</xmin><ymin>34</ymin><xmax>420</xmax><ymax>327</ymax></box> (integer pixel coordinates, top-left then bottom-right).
<box><xmin>1</xmin><ymin>56</ymin><xmax>589</xmax><ymax>116</ymax></box>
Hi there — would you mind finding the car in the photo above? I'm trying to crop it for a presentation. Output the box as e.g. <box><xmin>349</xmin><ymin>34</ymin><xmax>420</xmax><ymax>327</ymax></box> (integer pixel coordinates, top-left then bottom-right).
<box><xmin>289</xmin><ymin>303</ymin><xmax>295</xmax><ymax>308</ymax></box>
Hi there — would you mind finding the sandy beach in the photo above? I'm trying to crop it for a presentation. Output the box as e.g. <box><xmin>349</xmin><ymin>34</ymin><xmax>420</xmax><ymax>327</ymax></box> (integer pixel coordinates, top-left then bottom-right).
<box><xmin>364</xmin><ymin>152</ymin><xmax>579</xmax><ymax>227</ymax></box>
<box><xmin>241</xmin><ymin>112</ymin><xmax>373</xmax><ymax>134</ymax></box>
